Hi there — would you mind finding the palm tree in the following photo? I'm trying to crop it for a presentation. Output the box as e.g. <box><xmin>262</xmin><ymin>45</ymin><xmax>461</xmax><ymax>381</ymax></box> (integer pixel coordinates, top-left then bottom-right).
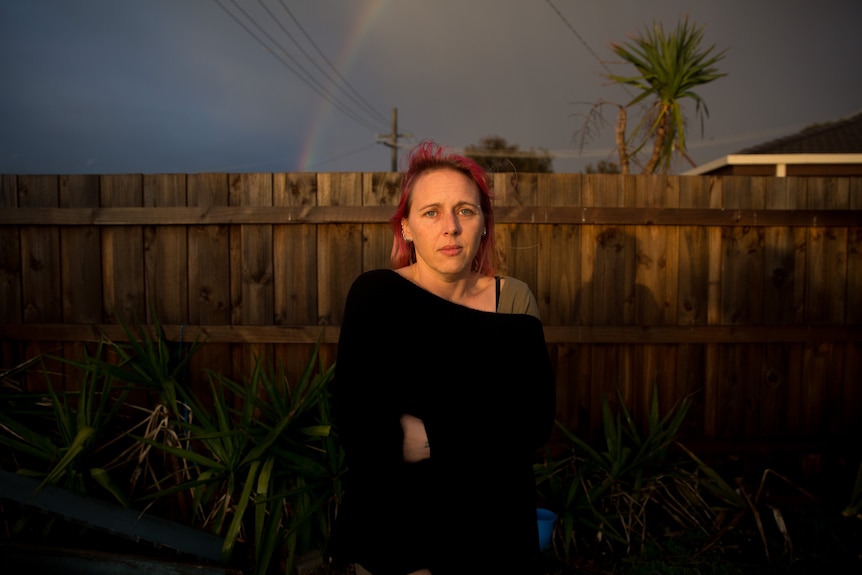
<box><xmin>609</xmin><ymin>18</ymin><xmax>726</xmax><ymax>174</ymax></box>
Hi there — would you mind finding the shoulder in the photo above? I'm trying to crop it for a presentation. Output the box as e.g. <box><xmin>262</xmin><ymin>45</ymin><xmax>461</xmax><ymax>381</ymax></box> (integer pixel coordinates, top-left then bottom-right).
<box><xmin>498</xmin><ymin>276</ymin><xmax>541</xmax><ymax>320</ymax></box>
<box><xmin>500</xmin><ymin>276</ymin><xmax>531</xmax><ymax>295</ymax></box>
<box><xmin>342</xmin><ymin>270</ymin><xmax>407</xmax><ymax>330</ymax></box>
<box><xmin>345</xmin><ymin>269</ymin><xmax>400</xmax><ymax>303</ymax></box>
<box><xmin>351</xmin><ymin>268</ymin><xmax>397</xmax><ymax>288</ymax></box>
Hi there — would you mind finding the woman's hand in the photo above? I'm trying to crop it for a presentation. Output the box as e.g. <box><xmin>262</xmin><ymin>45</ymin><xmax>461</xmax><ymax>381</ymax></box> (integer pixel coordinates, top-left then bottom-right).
<box><xmin>400</xmin><ymin>414</ymin><xmax>431</xmax><ymax>463</ymax></box>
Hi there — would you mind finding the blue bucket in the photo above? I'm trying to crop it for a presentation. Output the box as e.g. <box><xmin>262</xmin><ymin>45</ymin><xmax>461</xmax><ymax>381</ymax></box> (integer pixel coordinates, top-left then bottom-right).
<box><xmin>536</xmin><ymin>507</ymin><xmax>556</xmax><ymax>551</ymax></box>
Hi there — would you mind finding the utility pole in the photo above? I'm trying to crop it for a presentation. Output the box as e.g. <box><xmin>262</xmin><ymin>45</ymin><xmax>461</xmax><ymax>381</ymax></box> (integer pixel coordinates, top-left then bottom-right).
<box><xmin>377</xmin><ymin>107</ymin><xmax>411</xmax><ymax>172</ymax></box>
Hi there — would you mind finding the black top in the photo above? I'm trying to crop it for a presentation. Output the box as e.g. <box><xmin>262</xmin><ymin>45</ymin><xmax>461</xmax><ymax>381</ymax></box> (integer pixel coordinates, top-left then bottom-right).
<box><xmin>332</xmin><ymin>269</ymin><xmax>556</xmax><ymax>574</ymax></box>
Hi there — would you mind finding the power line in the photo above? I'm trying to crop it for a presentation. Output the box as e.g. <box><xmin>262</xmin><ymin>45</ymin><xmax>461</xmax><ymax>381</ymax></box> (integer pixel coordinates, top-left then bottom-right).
<box><xmin>544</xmin><ymin>0</ymin><xmax>635</xmax><ymax>102</ymax></box>
<box><xmin>274</xmin><ymin>0</ymin><xmax>387</xmax><ymax>125</ymax></box>
<box><xmin>213</xmin><ymin>0</ymin><xmax>386</xmax><ymax>133</ymax></box>
<box><xmin>220</xmin><ymin>0</ymin><xmax>384</xmax><ymax>131</ymax></box>
<box><xmin>543</xmin><ymin>0</ymin><xmax>613</xmax><ymax>77</ymax></box>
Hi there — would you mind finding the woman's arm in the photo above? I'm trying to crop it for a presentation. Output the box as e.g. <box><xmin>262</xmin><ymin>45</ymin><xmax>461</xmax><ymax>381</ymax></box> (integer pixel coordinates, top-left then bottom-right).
<box><xmin>335</xmin><ymin>277</ymin><xmax>405</xmax><ymax>468</ymax></box>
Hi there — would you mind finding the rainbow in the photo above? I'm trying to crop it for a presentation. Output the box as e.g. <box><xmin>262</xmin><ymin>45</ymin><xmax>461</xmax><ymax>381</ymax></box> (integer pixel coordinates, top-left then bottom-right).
<box><xmin>297</xmin><ymin>0</ymin><xmax>389</xmax><ymax>171</ymax></box>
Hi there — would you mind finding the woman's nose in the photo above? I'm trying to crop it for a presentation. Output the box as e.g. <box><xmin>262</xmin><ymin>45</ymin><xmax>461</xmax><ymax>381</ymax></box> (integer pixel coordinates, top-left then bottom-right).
<box><xmin>444</xmin><ymin>213</ymin><xmax>461</xmax><ymax>235</ymax></box>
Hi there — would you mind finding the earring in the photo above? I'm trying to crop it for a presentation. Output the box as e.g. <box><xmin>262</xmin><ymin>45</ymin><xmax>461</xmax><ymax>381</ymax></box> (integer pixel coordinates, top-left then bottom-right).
<box><xmin>402</xmin><ymin>229</ymin><xmax>411</xmax><ymax>243</ymax></box>
<box><xmin>482</xmin><ymin>228</ymin><xmax>487</xmax><ymax>237</ymax></box>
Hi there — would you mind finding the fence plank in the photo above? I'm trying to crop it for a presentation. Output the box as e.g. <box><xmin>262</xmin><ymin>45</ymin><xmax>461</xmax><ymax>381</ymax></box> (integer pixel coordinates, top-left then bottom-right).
<box><xmin>273</xmin><ymin>172</ymin><xmax>318</xmax><ymax>384</ymax></box>
<box><xmin>494</xmin><ymin>173</ymin><xmax>540</xmax><ymax>293</ymax></box>
<box><xmin>317</xmin><ymin>173</ymin><xmax>362</xmax><ymax>327</ymax></box>
<box><xmin>230</xmin><ymin>173</ymin><xmax>274</xmax><ymax>385</ymax></box>
<box><xmin>633</xmin><ymin>176</ymin><xmax>675</xmax><ymax>420</ymax></box>
<box><xmin>535</xmin><ymin>174</ymin><xmax>590</xmax><ymax>437</ymax></box>
<box><xmin>274</xmin><ymin>173</ymin><xmax>318</xmax><ymax>326</ymax></box>
<box><xmin>0</xmin><ymin>175</ymin><xmax>22</xmax><ymax>327</ymax></box>
<box><xmin>715</xmin><ymin>181</ymin><xmax>756</xmax><ymax>438</ymax></box>
<box><xmin>16</xmin><ymin>176</ymin><xmax>61</xmax><ymax>392</ymax></box>
<box><xmin>537</xmin><ymin>173</ymin><xmax>581</xmax><ymax>325</ymax></box>
<box><xmin>848</xmin><ymin>178</ymin><xmax>862</xmax><ymax>323</ymax></box>
<box><xmin>674</xmin><ymin>342</ymin><xmax>706</xmax><ymax>438</ymax></box>
<box><xmin>704</xmin><ymin>175</ymin><xmax>724</xmax><ymax>436</ymax></box>
<box><xmin>763</xmin><ymin>176</ymin><xmax>802</xmax><ymax>324</ymax></box>
<box><xmin>361</xmin><ymin>172</ymin><xmax>400</xmax><ymax>273</ymax></box>
<box><xmin>231</xmin><ymin>173</ymin><xmax>273</xmax><ymax>326</ymax></box>
<box><xmin>678</xmin><ymin>175</ymin><xmax>710</xmax><ymax>326</ymax></box>
<box><xmin>101</xmin><ymin>175</ymin><xmax>145</xmax><ymax>322</ymax></box>
<box><xmin>807</xmin><ymin>226</ymin><xmax>848</xmax><ymax>324</ymax></box>
<box><xmin>675</xmin><ymin>177</ymin><xmax>710</xmax><ymax>435</ymax></box>
<box><xmin>547</xmin><ymin>343</ymin><xmax>573</xmax><ymax>439</ymax></box>
<box><xmin>144</xmin><ymin>174</ymin><xmax>188</xmax><ymax>325</ymax></box>
<box><xmin>187</xmin><ymin>173</ymin><xmax>232</xmax><ymax>384</ymax></box>
<box><xmin>188</xmin><ymin>173</ymin><xmax>231</xmax><ymax>325</ymax></box>
<box><xmin>19</xmin><ymin>176</ymin><xmax>61</xmax><ymax>323</ymax></box>
<box><xmin>801</xmin><ymin>343</ymin><xmax>830</xmax><ymax>435</ymax></box>
<box><xmin>582</xmin><ymin>177</ymin><xmax>631</xmax><ymax>419</ymax></box>
<box><xmin>849</xmin><ymin>227</ymin><xmax>862</xmax><ymax>323</ymax></box>
<box><xmin>59</xmin><ymin>175</ymin><xmax>102</xmax><ymax>324</ymax></box>
<box><xmin>58</xmin><ymin>175</ymin><xmax>103</xmax><ymax>390</ymax></box>
<box><xmin>806</xmin><ymin>178</ymin><xmax>849</xmax><ymax>324</ymax></box>
<box><xmin>0</xmin><ymin>174</ymin><xmax>27</xmax><ymax>378</ymax></box>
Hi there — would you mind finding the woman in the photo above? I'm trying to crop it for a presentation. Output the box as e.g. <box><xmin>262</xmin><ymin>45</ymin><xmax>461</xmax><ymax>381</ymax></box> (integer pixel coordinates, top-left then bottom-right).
<box><xmin>332</xmin><ymin>141</ymin><xmax>555</xmax><ymax>575</ymax></box>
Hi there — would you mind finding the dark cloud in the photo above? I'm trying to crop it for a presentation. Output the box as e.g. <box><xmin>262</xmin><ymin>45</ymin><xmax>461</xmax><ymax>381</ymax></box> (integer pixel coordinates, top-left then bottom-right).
<box><xmin>2</xmin><ymin>0</ymin><xmax>860</xmax><ymax>175</ymax></box>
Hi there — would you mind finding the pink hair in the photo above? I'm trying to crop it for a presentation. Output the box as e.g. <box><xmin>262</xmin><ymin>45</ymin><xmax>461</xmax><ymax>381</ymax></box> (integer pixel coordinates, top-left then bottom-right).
<box><xmin>389</xmin><ymin>141</ymin><xmax>500</xmax><ymax>276</ymax></box>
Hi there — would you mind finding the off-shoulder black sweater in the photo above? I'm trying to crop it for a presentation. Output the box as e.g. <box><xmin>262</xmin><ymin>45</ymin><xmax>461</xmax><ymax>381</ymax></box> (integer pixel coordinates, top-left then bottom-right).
<box><xmin>332</xmin><ymin>269</ymin><xmax>556</xmax><ymax>575</ymax></box>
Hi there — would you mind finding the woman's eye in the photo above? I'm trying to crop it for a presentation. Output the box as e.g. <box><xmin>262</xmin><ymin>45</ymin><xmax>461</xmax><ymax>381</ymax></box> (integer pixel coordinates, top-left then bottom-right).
<box><xmin>423</xmin><ymin>210</ymin><xmax>437</xmax><ymax>218</ymax></box>
<box><xmin>459</xmin><ymin>208</ymin><xmax>476</xmax><ymax>216</ymax></box>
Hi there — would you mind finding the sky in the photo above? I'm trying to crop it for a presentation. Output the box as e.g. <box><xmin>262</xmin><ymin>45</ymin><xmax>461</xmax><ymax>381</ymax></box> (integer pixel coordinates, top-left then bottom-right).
<box><xmin>2</xmin><ymin>0</ymin><xmax>861</xmax><ymax>176</ymax></box>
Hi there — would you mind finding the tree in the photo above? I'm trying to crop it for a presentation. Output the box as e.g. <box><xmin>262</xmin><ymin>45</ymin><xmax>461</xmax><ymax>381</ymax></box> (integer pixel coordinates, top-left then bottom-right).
<box><xmin>583</xmin><ymin>160</ymin><xmax>620</xmax><ymax>174</ymax></box>
<box><xmin>464</xmin><ymin>136</ymin><xmax>554</xmax><ymax>173</ymax></box>
<box><xmin>585</xmin><ymin>18</ymin><xmax>726</xmax><ymax>175</ymax></box>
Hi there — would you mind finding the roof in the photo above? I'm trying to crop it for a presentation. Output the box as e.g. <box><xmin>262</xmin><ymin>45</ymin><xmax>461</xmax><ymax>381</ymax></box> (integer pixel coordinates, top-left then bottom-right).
<box><xmin>681</xmin><ymin>109</ymin><xmax>862</xmax><ymax>176</ymax></box>
<box><xmin>738</xmin><ymin>109</ymin><xmax>862</xmax><ymax>154</ymax></box>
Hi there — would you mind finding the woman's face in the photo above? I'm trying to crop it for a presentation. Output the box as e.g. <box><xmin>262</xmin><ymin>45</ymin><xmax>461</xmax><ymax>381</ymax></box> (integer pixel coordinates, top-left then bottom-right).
<box><xmin>401</xmin><ymin>168</ymin><xmax>485</xmax><ymax>280</ymax></box>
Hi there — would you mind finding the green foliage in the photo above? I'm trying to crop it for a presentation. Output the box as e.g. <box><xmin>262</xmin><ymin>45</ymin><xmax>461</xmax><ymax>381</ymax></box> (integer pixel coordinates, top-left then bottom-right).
<box><xmin>134</xmin><ymin>339</ymin><xmax>341</xmax><ymax>575</ymax></box>
<box><xmin>535</xmin><ymin>384</ymin><xmax>860</xmax><ymax>573</ymax></box>
<box><xmin>0</xmin><ymin>313</ymin><xmax>342</xmax><ymax>575</ymax></box>
<box><xmin>63</xmin><ymin>313</ymin><xmax>204</xmax><ymax>501</ymax></box>
<box><xmin>0</xmin><ymin>341</ymin><xmax>131</xmax><ymax>505</ymax></box>
<box><xmin>5</xmin><ymin>315</ymin><xmax>860</xmax><ymax>574</ymax></box>
<box><xmin>606</xmin><ymin>17</ymin><xmax>726</xmax><ymax>174</ymax></box>
<box><xmin>535</xmin><ymin>385</ymin><xmax>745</xmax><ymax>565</ymax></box>
<box><xmin>92</xmin><ymin>312</ymin><xmax>202</xmax><ymax>418</ymax></box>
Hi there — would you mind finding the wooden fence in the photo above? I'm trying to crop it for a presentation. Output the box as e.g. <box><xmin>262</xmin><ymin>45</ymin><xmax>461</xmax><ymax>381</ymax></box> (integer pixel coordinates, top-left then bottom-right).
<box><xmin>1</xmin><ymin>172</ymin><xmax>861</xmax><ymax>476</ymax></box>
